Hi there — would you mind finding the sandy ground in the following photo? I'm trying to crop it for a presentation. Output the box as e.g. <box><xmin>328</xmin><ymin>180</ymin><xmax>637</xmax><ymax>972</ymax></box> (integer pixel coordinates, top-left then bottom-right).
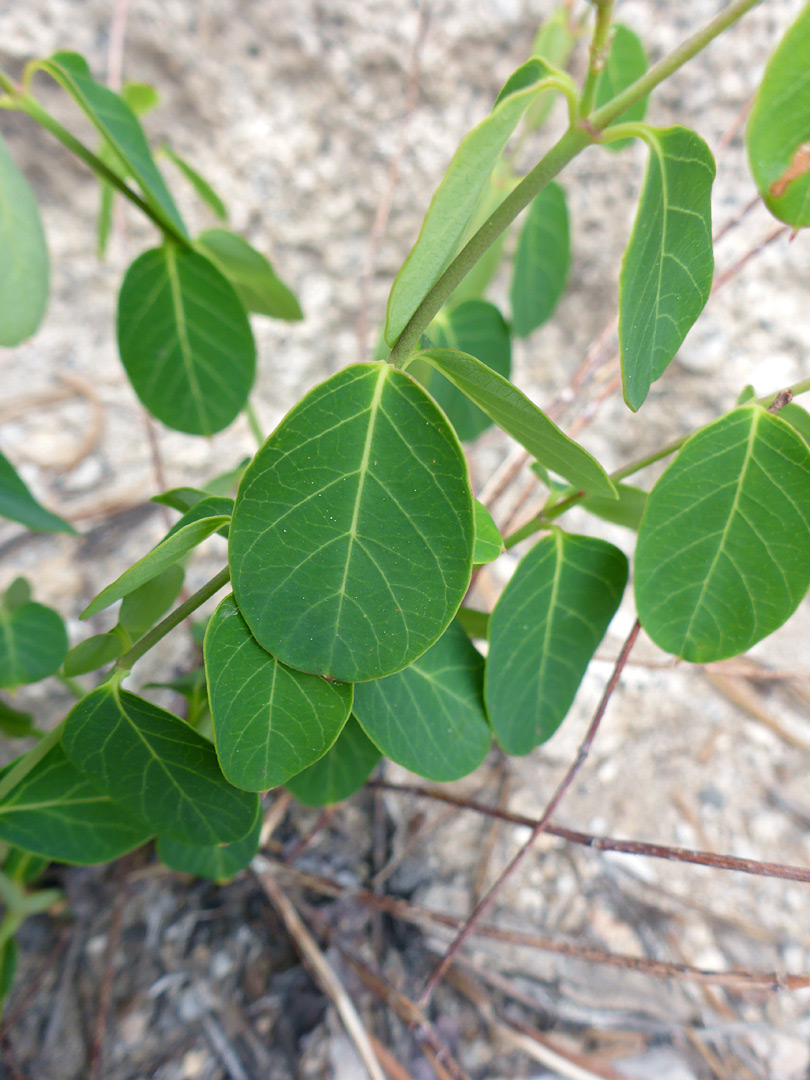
<box><xmin>2</xmin><ymin>0</ymin><xmax>810</xmax><ymax>1077</ymax></box>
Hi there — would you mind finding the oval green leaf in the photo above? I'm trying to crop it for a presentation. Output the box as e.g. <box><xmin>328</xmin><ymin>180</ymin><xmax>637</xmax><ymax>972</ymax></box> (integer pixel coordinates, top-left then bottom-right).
<box><xmin>510</xmin><ymin>181</ymin><xmax>570</xmax><ymax>338</ymax></box>
<box><xmin>157</xmin><ymin>800</ymin><xmax>261</xmax><ymax>882</ymax></box>
<box><xmin>81</xmin><ymin>515</ymin><xmax>228</xmax><ymax>620</ymax></box>
<box><xmin>414</xmin><ymin>349</ymin><xmax>616</xmax><ymax>499</ymax></box>
<box><xmin>197</xmin><ymin>229</ymin><xmax>303</xmax><ymax>321</ymax></box>
<box><xmin>486</xmin><ymin>531</ymin><xmax>627</xmax><ymax>755</ymax></box>
<box><xmin>117</xmin><ymin>244</ymin><xmax>256</xmax><ymax>435</ymax></box>
<box><xmin>0</xmin><ymin>744</ymin><xmax>151</xmax><ymax>864</ymax></box>
<box><xmin>0</xmin><ymin>602</ymin><xmax>68</xmax><ymax>690</ymax></box>
<box><xmin>0</xmin><ymin>452</ymin><xmax>74</xmax><ymax>534</ymax></box>
<box><xmin>746</xmin><ymin>2</ymin><xmax>810</xmax><ymax>228</ymax></box>
<box><xmin>62</xmin><ymin>684</ymin><xmax>258</xmax><ymax>845</ymax></box>
<box><xmin>229</xmin><ymin>362</ymin><xmax>474</xmax><ymax>682</ymax></box>
<box><xmin>63</xmin><ymin>632</ymin><xmax>123</xmax><ymax>678</ymax></box>
<box><xmin>205</xmin><ymin>596</ymin><xmax>353</xmax><ymax>791</ymax></box>
<box><xmin>635</xmin><ymin>406</ymin><xmax>810</xmax><ymax>662</ymax></box>
<box><xmin>594</xmin><ymin>24</ymin><xmax>648</xmax><ymax>151</ymax></box>
<box><xmin>417</xmin><ymin>300</ymin><xmax>511</xmax><ymax>440</ymax></box>
<box><xmin>38</xmin><ymin>51</ymin><xmax>187</xmax><ymax>240</ymax></box>
<box><xmin>385</xmin><ymin>58</ymin><xmax>567</xmax><ymax>345</ymax></box>
<box><xmin>619</xmin><ymin>126</ymin><xmax>715</xmax><ymax>412</ymax></box>
<box><xmin>473</xmin><ymin>500</ymin><xmax>503</xmax><ymax>564</ymax></box>
<box><xmin>118</xmin><ymin>564</ymin><xmax>185</xmax><ymax>637</ymax></box>
<box><xmin>353</xmin><ymin>620</ymin><xmax>491</xmax><ymax>782</ymax></box>
<box><xmin>285</xmin><ymin>716</ymin><xmax>380</xmax><ymax>806</ymax></box>
<box><xmin>0</xmin><ymin>132</ymin><xmax>49</xmax><ymax>347</ymax></box>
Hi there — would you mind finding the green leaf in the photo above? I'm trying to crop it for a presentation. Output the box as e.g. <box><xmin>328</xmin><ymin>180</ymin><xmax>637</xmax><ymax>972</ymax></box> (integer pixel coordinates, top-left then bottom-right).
<box><xmin>121</xmin><ymin>81</ymin><xmax>161</xmax><ymax>116</ymax></box>
<box><xmin>779</xmin><ymin>401</ymin><xmax>810</xmax><ymax>448</ymax></box>
<box><xmin>594</xmin><ymin>25</ymin><xmax>648</xmax><ymax>151</ymax></box>
<box><xmin>3</xmin><ymin>578</ymin><xmax>31</xmax><ymax>613</ymax></box>
<box><xmin>285</xmin><ymin>716</ymin><xmax>380</xmax><ymax>806</ymax></box>
<box><xmin>353</xmin><ymin>620</ymin><xmax>491</xmax><ymax>782</ymax></box>
<box><xmin>81</xmin><ymin>515</ymin><xmax>229</xmax><ymax>619</ymax></box>
<box><xmin>157</xmin><ymin>799</ymin><xmax>260</xmax><ymax>882</ymax></box>
<box><xmin>510</xmin><ymin>181</ymin><xmax>570</xmax><ymax>337</ymax></box>
<box><xmin>456</xmin><ymin>606</ymin><xmax>489</xmax><ymax>641</ymax></box>
<box><xmin>118</xmin><ymin>564</ymin><xmax>185</xmax><ymax>636</ymax></box>
<box><xmin>230</xmin><ymin>362</ymin><xmax>475</xmax><ymax>682</ymax></box>
<box><xmin>62</xmin><ymin>684</ymin><xmax>258</xmax><ymax>845</ymax></box>
<box><xmin>415</xmin><ymin>300</ymin><xmax>511</xmax><ymax>441</ymax></box>
<box><xmin>576</xmin><ymin>483</ymin><xmax>647</xmax><ymax>531</ymax></box>
<box><xmin>62</xmin><ymin>633</ymin><xmax>123</xmax><ymax>677</ymax></box>
<box><xmin>117</xmin><ymin>244</ymin><xmax>256</xmax><ymax>435</ymax></box>
<box><xmin>0</xmin><ymin>699</ymin><xmax>37</xmax><ymax>739</ymax></box>
<box><xmin>385</xmin><ymin>58</ymin><xmax>569</xmax><ymax>345</ymax></box>
<box><xmin>0</xmin><ymin>451</ymin><xmax>75</xmax><ymax>534</ymax></box>
<box><xmin>152</xmin><ymin>461</ymin><xmax>249</xmax><ymax>513</ymax></box>
<box><xmin>619</xmin><ymin>126</ymin><xmax>715</xmax><ymax>411</ymax></box>
<box><xmin>162</xmin><ymin>144</ymin><xmax>227</xmax><ymax>221</ymax></box>
<box><xmin>526</xmin><ymin>9</ymin><xmax>578</xmax><ymax>129</ymax></box>
<box><xmin>0</xmin><ymin>132</ymin><xmax>49</xmax><ymax>347</ymax></box>
<box><xmin>197</xmin><ymin>229</ymin><xmax>303</xmax><ymax>321</ymax></box>
<box><xmin>0</xmin><ymin>602</ymin><xmax>68</xmax><ymax>690</ymax></box>
<box><xmin>473</xmin><ymin>500</ymin><xmax>503</xmax><ymax>564</ymax></box>
<box><xmin>635</xmin><ymin>406</ymin><xmax>810</xmax><ymax>663</ymax></box>
<box><xmin>448</xmin><ymin>169</ymin><xmax>519</xmax><ymax>305</ymax></box>
<box><xmin>414</xmin><ymin>349</ymin><xmax>616</xmax><ymax>499</ymax></box>
<box><xmin>164</xmin><ymin>495</ymin><xmax>232</xmax><ymax>540</ymax></box>
<box><xmin>205</xmin><ymin>596</ymin><xmax>353</xmax><ymax>791</ymax></box>
<box><xmin>0</xmin><ymin>744</ymin><xmax>151</xmax><ymax>864</ymax></box>
<box><xmin>38</xmin><ymin>52</ymin><xmax>187</xmax><ymax>239</ymax></box>
<box><xmin>746</xmin><ymin>2</ymin><xmax>810</xmax><ymax>228</ymax></box>
<box><xmin>486</xmin><ymin>531</ymin><xmax>628</xmax><ymax>754</ymax></box>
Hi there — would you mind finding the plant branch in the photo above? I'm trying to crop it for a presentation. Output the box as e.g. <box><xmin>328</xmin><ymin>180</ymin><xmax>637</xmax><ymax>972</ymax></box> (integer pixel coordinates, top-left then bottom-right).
<box><xmin>579</xmin><ymin>0</ymin><xmax>615</xmax><ymax>117</ymax></box>
<box><xmin>3</xmin><ymin>89</ymin><xmax>188</xmax><ymax>247</ymax></box>
<box><xmin>116</xmin><ymin>566</ymin><xmax>230</xmax><ymax>671</ymax></box>
<box><xmin>417</xmin><ymin>619</ymin><xmax>641</xmax><ymax>1008</ymax></box>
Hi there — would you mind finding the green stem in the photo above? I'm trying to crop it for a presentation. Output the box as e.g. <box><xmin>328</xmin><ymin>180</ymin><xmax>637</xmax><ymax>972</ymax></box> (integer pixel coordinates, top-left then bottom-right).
<box><xmin>0</xmin><ymin>69</ymin><xmax>16</xmax><ymax>96</ymax></box>
<box><xmin>56</xmin><ymin>673</ymin><xmax>84</xmax><ymax>699</ymax></box>
<box><xmin>245</xmin><ymin>401</ymin><xmax>264</xmax><ymax>446</ymax></box>
<box><xmin>588</xmin><ymin>0</ymin><xmax>764</xmax><ymax>132</ymax></box>
<box><xmin>0</xmin><ymin>722</ymin><xmax>64</xmax><ymax>804</ymax></box>
<box><xmin>9</xmin><ymin>92</ymin><xmax>189</xmax><ymax>247</ymax></box>
<box><xmin>387</xmin><ymin>0</ymin><xmax>763</xmax><ymax>367</ymax></box>
<box><xmin>116</xmin><ymin>566</ymin><xmax>230</xmax><ymax>671</ymax></box>
<box><xmin>579</xmin><ymin>0</ymin><xmax>615</xmax><ymax>116</ymax></box>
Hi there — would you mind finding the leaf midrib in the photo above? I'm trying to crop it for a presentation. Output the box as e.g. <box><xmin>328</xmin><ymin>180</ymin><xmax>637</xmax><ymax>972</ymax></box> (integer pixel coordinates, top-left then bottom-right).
<box><xmin>164</xmin><ymin>246</ymin><xmax>210</xmax><ymax>435</ymax></box>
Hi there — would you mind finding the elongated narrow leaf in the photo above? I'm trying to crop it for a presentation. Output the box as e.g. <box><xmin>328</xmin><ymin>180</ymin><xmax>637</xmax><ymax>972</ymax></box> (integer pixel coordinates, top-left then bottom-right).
<box><xmin>63</xmin><ymin>632</ymin><xmax>122</xmax><ymax>677</ymax></box>
<box><xmin>619</xmin><ymin>126</ymin><xmax>715</xmax><ymax>411</ymax></box>
<box><xmin>38</xmin><ymin>52</ymin><xmax>187</xmax><ymax>239</ymax></box>
<box><xmin>527</xmin><ymin>9</ymin><xmax>578</xmax><ymax>129</ymax></box>
<box><xmin>353</xmin><ymin>620</ymin><xmax>491</xmax><ymax>782</ymax></box>
<box><xmin>746</xmin><ymin>3</ymin><xmax>810</xmax><ymax>228</ymax></box>
<box><xmin>230</xmin><ymin>362</ymin><xmax>474</xmax><ymax>682</ymax></box>
<box><xmin>118</xmin><ymin>564</ymin><xmax>185</xmax><ymax>637</ymax></box>
<box><xmin>163</xmin><ymin>144</ymin><xmax>227</xmax><ymax>220</ymax></box>
<box><xmin>0</xmin><ymin>744</ymin><xmax>150</xmax><ymax>864</ymax></box>
<box><xmin>157</xmin><ymin>800</ymin><xmax>260</xmax><ymax>882</ymax></box>
<box><xmin>165</xmin><ymin>496</ymin><xmax>233</xmax><ymax>542</ymax></box>
<box><xmin>415</xmin><ymin>301</ymin><xmax>511</xmax><ymax>440</ymax></box>
<box><xmin>62</xmin><ymin>684</ymin><xmax>258</xmax><ymax>845</ymax></box>
<box><xmin>486</xmin><ymin>531</ymin><xmax>627</xmax><ymax>754</ymax></box>
<box><xmin>635</xmin><ymin>406</ymin><xmax>810</xmax><ymax>663</ymax></box>
<box><xmin>0</xmin><ymin>451</ymin><xmax>74</xmax><ymax>534</ymax></box>
<box><xmin>286</xmin><ymin>716</ymin><xmax>380</xmax><ymax>806</ymax></box>
<box><xmin>595</xmin><ymin>24</ymin><xmax>648</xmax><ymax>151</ymax></box>
<box><xmin>385</xmin><ymin>58</ymin><xmax>566</xmax><ymax>344</ymax></box>
<box><xmin>0</xmin><ymin>602</ymin><xmax>68</xmax><ymax>690</ymax></box>
<box><xmin>0</xmin><ymin>132</ymin><xmax>49</xmax><ymax>346</ymax></box>
<box><xmin>81</xmin><ymin>515</ymin><xmax>229</xmax><ymax>619</ymax></box>
<box><xmin>197</xmin><ymin>229</ymin><xmax>302</xmax><ymax>321</ymax></box>
<box><xmin>415</xmin><ymin>349</ymin><xmax>616</xmax><ymax>498</ymax></box>
<box><xmin>473</xmin><ymin>500</ymin><xmax>502</xmax><ymax>564</ymax></box>
<box><xmin>117</xmin><ymin>245</ymin><xmax>256</xmax><ymax>435</ymax></box>
<box><xmin>205</xmin><ymin>596</ymin><xmax>353</xmax><ymax>790</ymax></box>
<box><xmin>510</xmin><ymin>181</ymin><xmax>570</xmax><ymax>337</ymax></box>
